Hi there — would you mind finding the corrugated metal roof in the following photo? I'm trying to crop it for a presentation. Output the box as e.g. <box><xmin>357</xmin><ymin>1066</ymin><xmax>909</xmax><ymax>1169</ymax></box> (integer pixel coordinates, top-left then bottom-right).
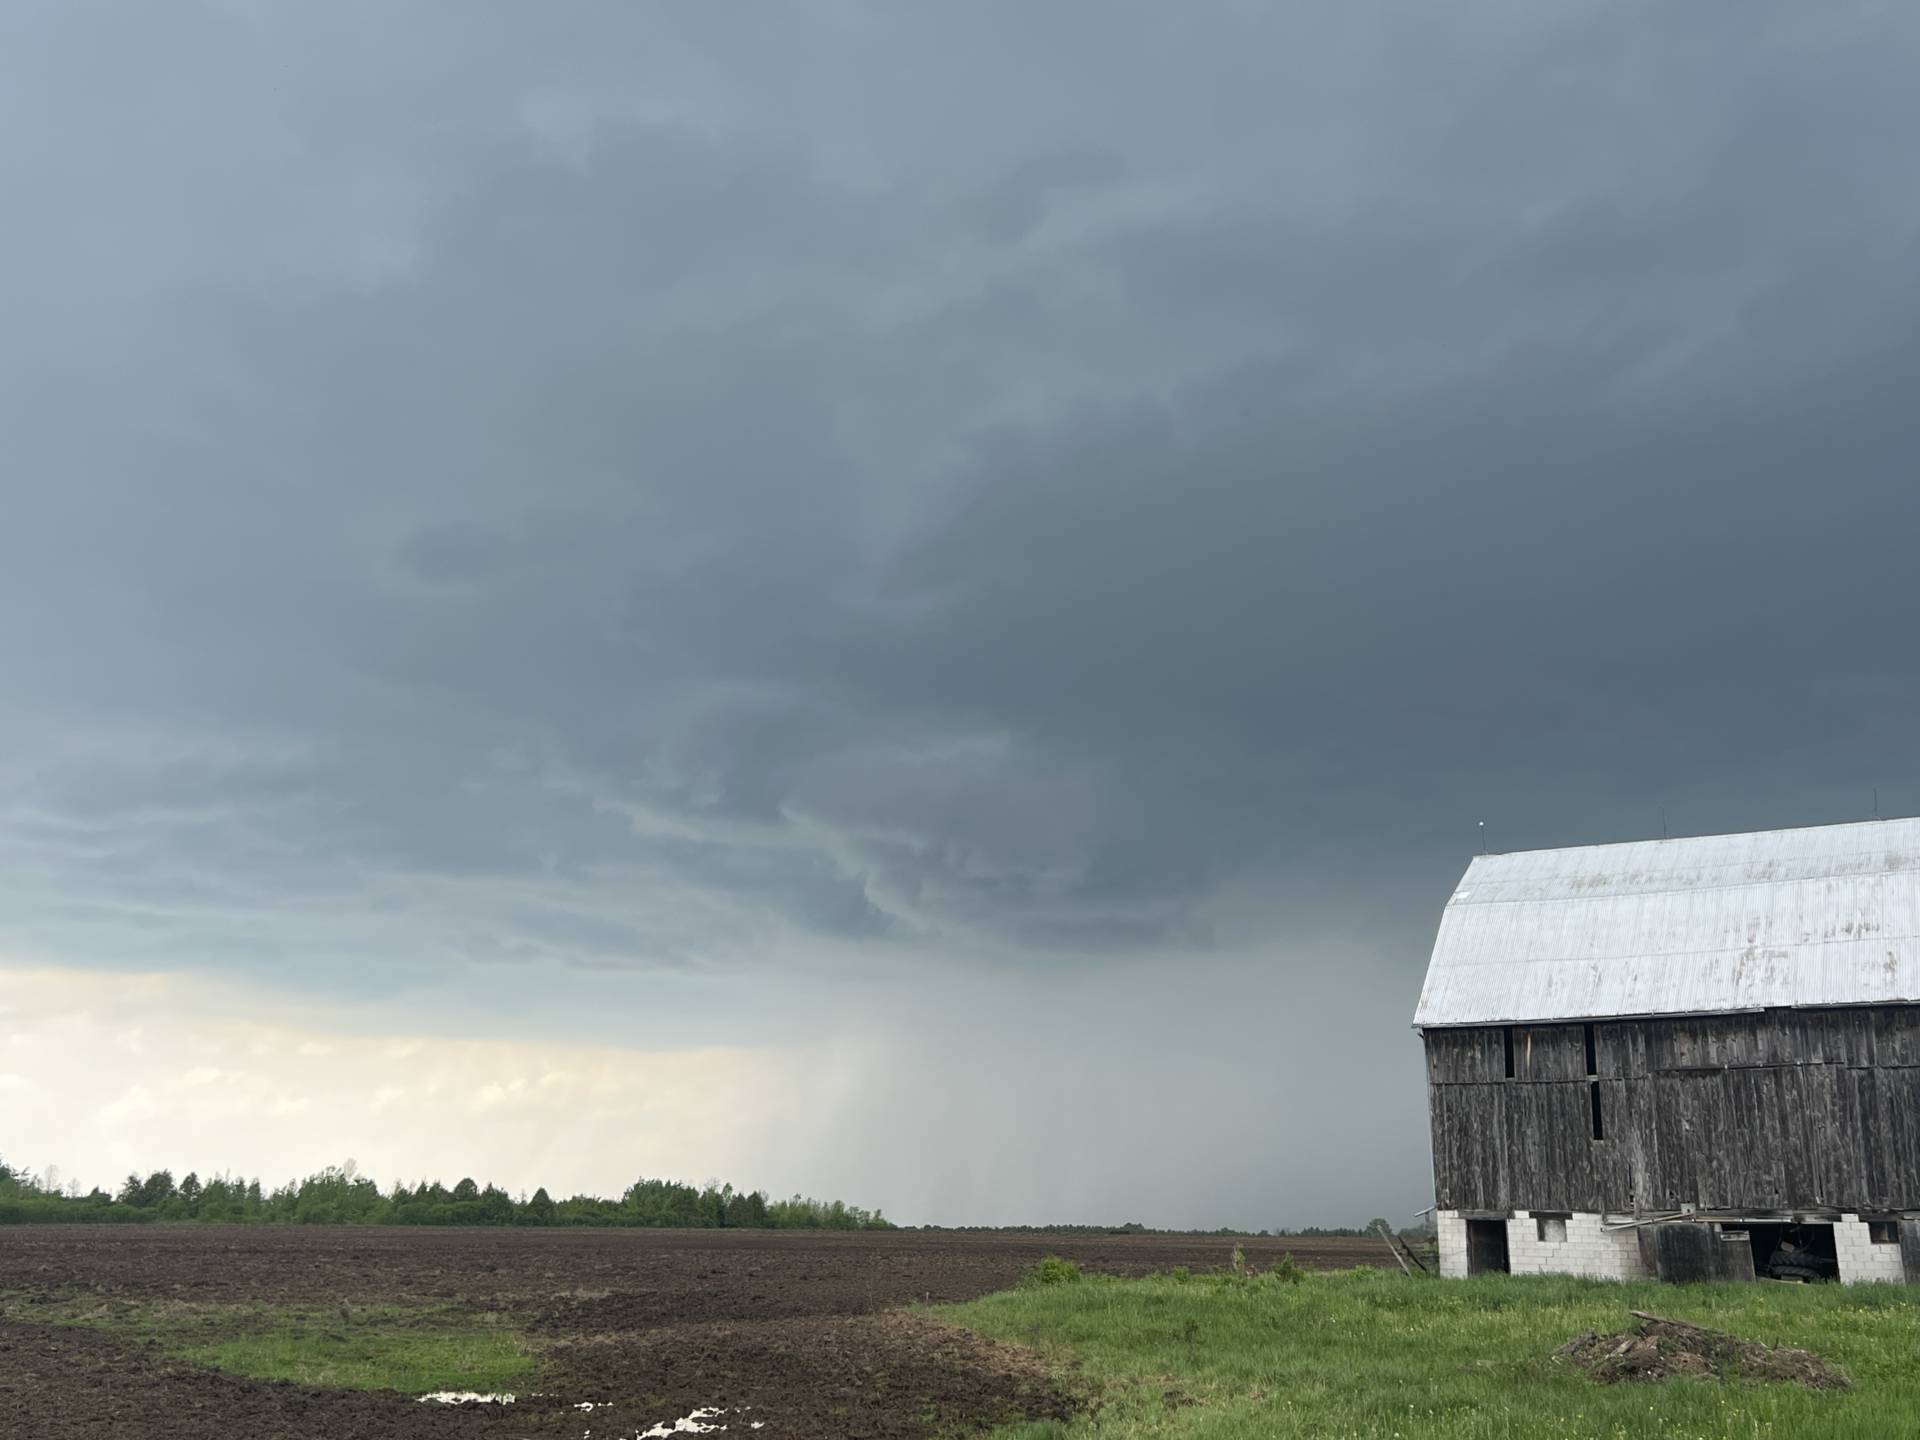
<box><xmin>1413</xmin><ymin>817</ymin><xmax>1920</xmax><ymax>1028</ymax></box>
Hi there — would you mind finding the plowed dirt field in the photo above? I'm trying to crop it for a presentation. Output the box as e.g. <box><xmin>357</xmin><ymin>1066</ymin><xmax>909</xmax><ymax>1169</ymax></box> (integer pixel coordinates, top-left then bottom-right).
<box><xmin>0</xmin><ymin>1226</ymin><xmax>1380</xmax><ymax>1438</ymax></box>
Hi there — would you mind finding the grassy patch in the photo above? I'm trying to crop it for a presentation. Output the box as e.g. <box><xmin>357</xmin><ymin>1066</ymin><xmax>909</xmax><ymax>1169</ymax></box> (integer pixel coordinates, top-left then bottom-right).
<box><xmin>0</xmin><ymin>1293</ymin><xmax>535</xmax><ymax>1395</ymax></box>
<box><xmin>942</xmin><ymin>1268</ymin><xmax>1920</xmax><ymax>1440</ymax></box>
<box><xmin>184</xmin><ymin>1320</ymin><xmax>532</xmax><ymax>1393</ymax></box>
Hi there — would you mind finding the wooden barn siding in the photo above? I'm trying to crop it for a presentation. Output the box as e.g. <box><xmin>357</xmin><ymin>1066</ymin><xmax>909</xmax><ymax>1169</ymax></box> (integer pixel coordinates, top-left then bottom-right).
<box><xmin>1427</xmin><ymin>1007</ymin><xmax>1920</xmax><ymax>1213</ymax></box>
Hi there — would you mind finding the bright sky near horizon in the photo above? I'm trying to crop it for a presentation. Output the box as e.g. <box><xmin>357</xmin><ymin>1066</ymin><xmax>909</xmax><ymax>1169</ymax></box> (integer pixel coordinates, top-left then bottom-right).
<box><xmin>5</xmin><ymin>2</ymin><xmax>1920</xmax><ymax>1226</ymax></box>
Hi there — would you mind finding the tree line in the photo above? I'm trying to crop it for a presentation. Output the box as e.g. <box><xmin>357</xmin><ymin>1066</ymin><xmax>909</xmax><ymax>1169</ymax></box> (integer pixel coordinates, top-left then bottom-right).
<box><xmin>932</xmin><ymin>1220</ymin><xmax>1411</xmax><ymax>1238</ymax></box>
<box><xmin>0</xmin><ymin>1156</ymin><xmax>892</xmax><ymax>1230</ymax></box>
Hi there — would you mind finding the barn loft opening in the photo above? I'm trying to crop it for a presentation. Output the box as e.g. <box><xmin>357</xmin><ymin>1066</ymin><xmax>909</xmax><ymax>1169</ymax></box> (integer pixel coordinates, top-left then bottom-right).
<box><xmin>1465</xmin><ymin>1218</ymin><xmax>1510</xmax><ymax>1275</ymax></box>
<box><xmin>1583</xmin><ymin>1023</ymin><xmax>1597</xmax><ymax>1076</ymax></box>
<box><xmin>1588</xmin><ymin>1081</ymin><xmax>1604</xmax><ymax>1141</ymax></box>
<box><xmin>1502</xmin><ymin>1026</ymin><xmax>1515</xmax><ymax>1079</ymax></box>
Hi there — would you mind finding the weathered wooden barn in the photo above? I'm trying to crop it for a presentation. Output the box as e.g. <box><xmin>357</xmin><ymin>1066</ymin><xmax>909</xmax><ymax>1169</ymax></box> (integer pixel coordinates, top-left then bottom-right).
<box><xmin>1415</xmin><ymin>817</ymin><xmax>1920</xmax><ymax>1283</ymax></box>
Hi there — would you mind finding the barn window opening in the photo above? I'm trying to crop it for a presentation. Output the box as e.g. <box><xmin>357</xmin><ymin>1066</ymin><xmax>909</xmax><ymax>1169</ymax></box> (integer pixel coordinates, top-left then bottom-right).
<box><xmin>1583</xmin><ymin>1022</ymin><xmax>1597</xmax><ymax>1076</ymax></box>
<box><xmin>1503</xmin><ymin>1025</ymin><xmax>1515</xmax><ymax>1079</ymax></box>
<box><xmin>1535</xmin><ymin>1213</ymin><xmax>1569</xmax><ymax>1244</ymax></box>
<box><xmin>1588</xmin><ymin>1080</ymin><xmax>1605</xmax><ymax>1141</ymax></box>
<box><xmin>1869</xmin><ymin>1220</ymin><xmax>1899</xmax><ymax>1245</ymax></box>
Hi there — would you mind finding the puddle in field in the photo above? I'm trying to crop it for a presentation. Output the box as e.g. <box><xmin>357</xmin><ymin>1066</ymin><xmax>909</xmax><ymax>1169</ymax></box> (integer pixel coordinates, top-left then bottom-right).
<box><xmin>596</xmin><ymin>1406</ymin><xmax>765</xmax><ymax>1438</ymax></box>
<box><xmin>414</xmin><ymin>1393</ymin><xmax>766</xmax><ymax>1434</ymax></box>
<box><xmin>635</xmin><ymin>1409</ymin><xmax>762</xmax><ymax>1438</ymax></box>
<box><xmin>417</xmin><ymin>1391</ymin><xmax>516</xmax><ymax>1404</ymax></box>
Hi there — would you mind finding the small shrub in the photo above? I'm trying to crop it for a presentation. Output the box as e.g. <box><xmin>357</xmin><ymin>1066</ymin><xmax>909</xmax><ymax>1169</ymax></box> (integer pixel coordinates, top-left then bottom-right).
<box><xmin>1268</xmin><ymin>1252</ymin><xmax>1304</xmax><ymax>1284</ymax></box>
<box><xmin>1170</xmin><ymin>1266</ymin><xmax>1192</xmax><ymax>1283</ymax></box>
<box><xmin>1022</xmin><ymin>1256</ymin><xmax>1083</xmax><ymax>1288</ymax></box>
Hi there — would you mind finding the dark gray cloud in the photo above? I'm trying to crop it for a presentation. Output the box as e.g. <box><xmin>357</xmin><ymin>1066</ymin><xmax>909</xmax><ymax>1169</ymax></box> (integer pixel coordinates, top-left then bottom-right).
<box><xmin>5</xmin><ymin>0</ymin><xmax>1920</xmax><ymax>1224</ymax></box>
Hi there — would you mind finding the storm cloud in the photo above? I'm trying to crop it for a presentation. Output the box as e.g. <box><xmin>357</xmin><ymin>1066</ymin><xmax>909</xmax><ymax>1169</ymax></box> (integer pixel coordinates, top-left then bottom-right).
<box><xmin>4</xmin><ymin>1</ymin><xmax>1920</xmax><ymax>1225</ymax></box>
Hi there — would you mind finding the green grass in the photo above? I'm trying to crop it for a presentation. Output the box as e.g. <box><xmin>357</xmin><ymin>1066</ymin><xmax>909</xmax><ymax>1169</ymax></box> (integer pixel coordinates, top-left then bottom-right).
<box><xmin>0</xmin><ymin>1293</ymin><xmax>535</xmax><ymax>1395</ymax></box>
<box><xmin>182</xmin><ymin>1315</ymin><xmax>533</xmax><ymax>1393</ymax></box>
<box><xmin>942</xmin><ymin>1266</ymin><xmax>1920</xmax><ymax>1440</ymax></box>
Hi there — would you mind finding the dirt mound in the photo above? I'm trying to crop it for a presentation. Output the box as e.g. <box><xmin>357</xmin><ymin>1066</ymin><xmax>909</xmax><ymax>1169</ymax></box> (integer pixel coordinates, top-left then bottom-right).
<box><xmin>1555</xmin><ymin>1311</ymin><xmax>1848</xmax><ymax>1390</ymax></box>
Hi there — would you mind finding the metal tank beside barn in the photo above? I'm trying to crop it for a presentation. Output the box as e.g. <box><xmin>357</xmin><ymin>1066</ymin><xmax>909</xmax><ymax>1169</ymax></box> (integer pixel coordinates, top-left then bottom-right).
<box><xmin>1414</xmin><ymin>816</ymin><xmax>1920</xmax><ymax>1284</ymax></box>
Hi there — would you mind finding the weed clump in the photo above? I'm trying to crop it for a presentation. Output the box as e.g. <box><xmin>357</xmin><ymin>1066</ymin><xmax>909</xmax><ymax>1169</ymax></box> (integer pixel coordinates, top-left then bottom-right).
<box><xmin>1267</xmin><ymin>1253</ymin><xmax>1304</xmax><ymax>1285</ymax></box>
<box><xmin>1022</xmin><ymin>1257</ymin><xmax>1084</xmax><ymax>1288</ymax></box>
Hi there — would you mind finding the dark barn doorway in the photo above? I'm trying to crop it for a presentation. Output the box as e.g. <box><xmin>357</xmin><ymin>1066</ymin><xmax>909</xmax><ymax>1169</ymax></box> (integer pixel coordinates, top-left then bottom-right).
<box><xmin>1466</xmin><ymin>1218</ymin><xmax>1510</xmax><ymax>1274</ymax></box>
<box><xmin>1746</xmin><ymin>1222</ymin><xmax>1838</xmax><ymax>1282</ymax></box>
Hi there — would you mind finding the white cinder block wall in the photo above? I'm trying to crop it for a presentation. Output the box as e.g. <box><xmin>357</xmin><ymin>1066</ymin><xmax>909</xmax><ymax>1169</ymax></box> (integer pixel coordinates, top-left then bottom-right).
<box><xmin>1439</xmin><ymin>1210</ymin><xmax>1910</xmax><ymax>1283</ymax></box>
<box><xmin>1507</xmin><ymin>1212</ymin><xmax>1647</xmax><ymax>1280</ymax></box>
<box><xmin>1834</xmin><ymin>1215</ymin><xmax>1906</xmax><ymax>1284</ymax></box>
<box><xmin>1433</xmin><ymin>1209</ymin><xmax>1645</xmax><ymax>1280</ymax></box>
<box><xmin>1435</xmin><ymin>1210</ymin><xmax>1468</xmax><ymax>1278</ymax></box>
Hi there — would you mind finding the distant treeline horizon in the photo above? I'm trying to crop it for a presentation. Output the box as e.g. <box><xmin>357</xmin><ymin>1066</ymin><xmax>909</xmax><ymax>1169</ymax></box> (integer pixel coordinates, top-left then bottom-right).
<box><xmin>927</xmin><ymin>1222</ymin><xmax>1413</xmax><ymax>1239</ymax></box>
<box><xmin>0</xmin><ymin>1156</ymin><xmax>891</xmax><ymax>1230</ymax></box>
<box><xmin>2</xmin><ymin>1155</ymin><xmax>1410</xmax><ymax>1235</ymax></box>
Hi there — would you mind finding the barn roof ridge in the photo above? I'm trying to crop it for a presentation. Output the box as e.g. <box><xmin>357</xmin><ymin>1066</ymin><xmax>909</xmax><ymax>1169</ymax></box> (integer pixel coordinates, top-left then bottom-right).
<box><xmin>1449</xmin><ymin>858</ymin><xmax>1913</xmax><ymax>910</ymax></box>
<box><xmin>1467</xmin><ymin>811</ymin><xmax>1916</xmax><ymax>862</ymax></box>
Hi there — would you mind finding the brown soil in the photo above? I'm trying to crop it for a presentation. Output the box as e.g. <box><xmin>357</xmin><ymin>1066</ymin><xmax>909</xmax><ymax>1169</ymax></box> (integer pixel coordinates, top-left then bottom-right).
<box><xmin>1555</xmin><ymin>1310</ymin><xmax>1850</xmax><ymax>1390</ymax></box>
<box><xmin>542</xmin><ymin>1312</ymin><xmax>1074</xmax><ymax>1438</ymax></box>
<box><xmin>0</xmin><ymin>1322</ymin><xmax>535</xmax><ymax>1438</ymax></box>
<box><xmin>0</xmin><ymin>1225</ymin><xmax>1380</xmax><ymax>1438</ymax></box>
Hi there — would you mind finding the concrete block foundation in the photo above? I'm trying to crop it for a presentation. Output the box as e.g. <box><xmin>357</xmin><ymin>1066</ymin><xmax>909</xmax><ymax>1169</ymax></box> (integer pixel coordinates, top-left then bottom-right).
<box><xmin>1436</xmin><ymin>1209</ymin><xmax>1911</xmax><ymax>1283</ymax></box>
<box><xmin>1434</xmin><ymin>1210</ymin><xmax>1646</xmax><ymax>1280</ymax></box>
<box><xmin>1834</xmin><ymin>1214</ymin><xmax>1906</xmax><ymax>1284</ymax></box>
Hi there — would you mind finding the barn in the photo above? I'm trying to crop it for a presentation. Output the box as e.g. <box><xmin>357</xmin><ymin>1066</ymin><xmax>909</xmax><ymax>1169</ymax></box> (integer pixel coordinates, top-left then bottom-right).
<box><xmin>1414</xmin><ymin>816</ymin><xmax>1920</xmax><ymax>1284</ymax></box>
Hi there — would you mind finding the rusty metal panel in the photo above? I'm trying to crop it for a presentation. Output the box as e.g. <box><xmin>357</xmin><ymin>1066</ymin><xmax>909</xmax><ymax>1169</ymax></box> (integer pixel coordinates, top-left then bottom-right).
<box><xmin>1415</xmin><ymin>817</ymin><xmax>1920</xmax><ymax>1028</ymax></box>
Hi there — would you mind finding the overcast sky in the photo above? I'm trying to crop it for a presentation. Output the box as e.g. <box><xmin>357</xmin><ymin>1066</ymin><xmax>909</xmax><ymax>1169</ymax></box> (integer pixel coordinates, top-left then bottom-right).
<box><xmin>4</xmin><ymin>2</ymin><xmax>1920</xmax><ymax>1227</ymax></box>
